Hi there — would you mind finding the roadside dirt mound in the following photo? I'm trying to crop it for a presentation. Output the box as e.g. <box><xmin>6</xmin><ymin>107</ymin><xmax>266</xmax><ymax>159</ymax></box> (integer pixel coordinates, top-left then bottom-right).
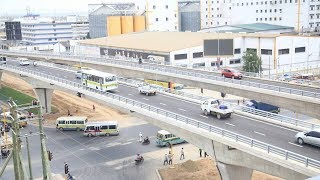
<box><xmin>159</xmin><ymin>158</ymin><xmax>220</xmax><ymax>180</ymax></box>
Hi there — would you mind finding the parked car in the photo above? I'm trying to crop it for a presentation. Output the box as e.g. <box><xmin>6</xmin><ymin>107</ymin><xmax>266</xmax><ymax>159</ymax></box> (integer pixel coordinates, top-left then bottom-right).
<box><xmin>75</xmin><ymin>70</ymin><xmax>82</xmax><ymax>79</ymax></box>
<box><xmin>0</xmin><ymin>56</ymin><xmax>7</xmax><ymax>65</ymax></box>
<box><xmin>18</xmin><ymin>58</ymin><xmax>30</xmax><ymax>66</ymax></box>
<box><xmin>295</xmin><ymin>129</ymin><xmax>320</xmax><ymax>147</ymax></box>
<box><xmin>138</xmin><ymin>83</ymin><xmax>157</xmax><ymax>96</ymax></box>
<box><xmin>221</xmin><ymin>68</ymin><xmax>242</xmax><ymax>79</ymax></box>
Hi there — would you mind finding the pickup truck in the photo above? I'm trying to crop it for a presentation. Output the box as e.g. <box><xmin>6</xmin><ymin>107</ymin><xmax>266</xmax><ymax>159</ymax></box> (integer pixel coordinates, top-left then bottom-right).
<box><xmin>201</xmin><ymin>99</ymin><xmax>233</xmax><ymax>119</ymax></box>
<box><xmin>138</xmin><ymin>84</ymin><xmax>157</xmax><ymax>96</ymax></box>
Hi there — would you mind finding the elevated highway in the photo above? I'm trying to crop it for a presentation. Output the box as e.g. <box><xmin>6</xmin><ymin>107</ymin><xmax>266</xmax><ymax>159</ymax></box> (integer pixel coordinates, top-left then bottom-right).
<box><xmin>1</xmin><ymin>50</ymin><xmax>319</xmax><ymax>119</ymax></box>
<box><xmin>0</xmin><ymin>60</ymin><xmax>319</xmax><ymax>179</ymax></box>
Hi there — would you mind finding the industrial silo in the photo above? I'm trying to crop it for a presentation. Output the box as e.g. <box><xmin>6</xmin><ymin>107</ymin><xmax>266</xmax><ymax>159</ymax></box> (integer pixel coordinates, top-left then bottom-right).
<box><xmin>107</xmin><ymin>16</ymin><xmax>122</xmax><ymax>36</ymax></box>
<box><xmin>179</xmin><ymin>3</ymin><xmax>200</xmax><ymax>32</ymax></box>
<box><xmin>121</xmin><ymin>16</ymin><xmax>134</xmax><ymax>34</ymax></box>
<box><xmin>133</xmin><ymin>16</ymin><xmax>146</xmax><ymax>32</ymax></box>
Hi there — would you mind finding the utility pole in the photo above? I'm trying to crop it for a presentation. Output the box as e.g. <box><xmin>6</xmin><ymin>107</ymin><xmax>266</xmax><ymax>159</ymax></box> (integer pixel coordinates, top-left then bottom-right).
<box><xmin>38</xmin><ymin>106</ymin><xmax>52</xmax><ymax>180</ymax></box>
<box><xmin>25</xmin><ymin>135</ymin><xmax>33</xmax><ymax>180</ymax></box>
<box><xmin>9</xmin><ymin>98</ymin><xmax>24</xmax><ymax>180</ymax></box>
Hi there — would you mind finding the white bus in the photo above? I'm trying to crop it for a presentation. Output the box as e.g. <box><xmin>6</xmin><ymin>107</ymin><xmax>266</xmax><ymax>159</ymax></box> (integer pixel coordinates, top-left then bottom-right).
<box><xmin>81</xmin><ymin>69</ymin><xmax>118</xmax><ymax>92</ymax></box>
<box><xmin>83</xmin><ymin>121</ymin><xmax>119</xmax><ymax>137</ymax></box>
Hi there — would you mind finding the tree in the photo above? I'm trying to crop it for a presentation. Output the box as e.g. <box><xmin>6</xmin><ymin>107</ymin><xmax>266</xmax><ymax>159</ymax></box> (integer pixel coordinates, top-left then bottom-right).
<box><xmin>242</xmin><ymin>50</ymin><xmax>262</xmax><ymax>73</ymax></box>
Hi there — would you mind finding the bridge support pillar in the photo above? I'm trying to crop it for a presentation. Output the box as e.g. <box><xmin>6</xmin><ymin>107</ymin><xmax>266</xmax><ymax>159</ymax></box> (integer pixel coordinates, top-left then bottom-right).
<box><xmin>0</xmin><ymin>70</ymin><xmax>3</xmax><ymax>89</ymax></box>
<box><xmin>216</xmin><ymin>161</ymin><xmax>253</xmax><ymax>180</ymax></box>
<box><xmin>33</xmin><ymin>88</ymin><xmax>54</xmax><ymax>114</ymax></box>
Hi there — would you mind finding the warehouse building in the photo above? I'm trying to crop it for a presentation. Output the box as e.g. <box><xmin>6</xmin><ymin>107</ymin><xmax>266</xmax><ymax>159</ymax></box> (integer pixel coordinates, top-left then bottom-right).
<box><xmin>76</xmin><ymin>31</ymin><xmax>320</xmax><ymax>71</ymax></box>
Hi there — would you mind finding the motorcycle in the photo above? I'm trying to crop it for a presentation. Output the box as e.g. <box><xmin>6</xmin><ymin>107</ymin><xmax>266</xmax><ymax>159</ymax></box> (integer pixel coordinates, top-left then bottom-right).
<box><xmin>142</xmin><ymin>139</ymin><xmax>150</xmax><ymax>145</ymax></box>
<box><xmin>135</xmin><ymin>156</ymin><xmax>144</xmax><ymax>165</ymax></box>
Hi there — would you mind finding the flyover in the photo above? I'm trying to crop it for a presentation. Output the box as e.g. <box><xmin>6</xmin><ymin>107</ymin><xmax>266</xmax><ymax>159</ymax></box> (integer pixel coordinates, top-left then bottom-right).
<box><xmin>1</xmin><ymin>50</ymin><xmax>320</xmax><ymax>119</ymax></box>
<box><xmin>0</xmin><ymin>60</ymin><xmax>320</xmax><ymax>179</ymax></box>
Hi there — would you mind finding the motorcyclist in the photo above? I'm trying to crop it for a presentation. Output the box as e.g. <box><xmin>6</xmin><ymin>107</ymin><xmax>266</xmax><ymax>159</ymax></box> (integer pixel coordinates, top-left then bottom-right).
<box><xmin>136</xmin><ymin>153</ymin><xmax>142</xmax><ymax>161</ymax></box>
<box><xmin>143</xmin><ymin>136</ymin><xmax>150</xmax><ymax>143</ymax></box>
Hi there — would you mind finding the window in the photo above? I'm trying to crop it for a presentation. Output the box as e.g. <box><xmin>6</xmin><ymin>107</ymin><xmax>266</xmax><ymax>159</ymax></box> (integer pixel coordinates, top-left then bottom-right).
<box><xmin>280</xmin><ymin>9</ymin><xmax>282</xmax><ymax>13</ymax></box>
<box><xmin>307</xmin><ymin>131</ymin><xmax>320</xmax><ymax>138</ymax></box>
<box><xmin>174</xmin><ymin>54</ymin><xmax>187</xmax><ymax>60</ymax></box>
<box><xmin>166</xmin><ymin>17</ymin><xmax>169</xmax><ymax>21</ymax></box>
<box><xmin>59</xmin><ymin>120</ymin><xmax>65</xmax><ymax>124</ymax></box>
<box><xmin>274</xmin><ymin>17</ymin><xmax>277</xmax><ymax>20</ymax></box>
<box><xmin>175</xmin><ymin>14</ymin><xmax>177</xmax><ymax>17</ymax></box>
<box><xmin>270</xmin><ymin>17</ymin><xmax>272</xmax><ymax>21</ymax></box>
<box><xmin>76</xmin><ymin>121</ymin><xmax>84</xmax><ymax>124</ymax></box>
<box><xmin>279</xmin><ymin>17</ymin><xmax>282</xmax><ymax>20</ymax></box>
<box><xmin>229</xmin><ymin>7</ymin><xmax>231</xmax><ymax>10</ymax></box>
<box><xmin>153</xmin><ymin>5</ymin><xmax>156</xmax><ymax>9</ymax></box>
<box><xmin>109</xmin><ymin>125</ymin><xmax>116</xmax><ymax>129</ymax></box>
<box><xmin>260</xmin><ymin>18</ymin><xmax>263</xmax><ymax>21</ymax></box>
<box><xmin>225</xmin><ymin>22</ymin><xmax>228</xmax><ymax>25</ymax></box>
<box><xmin>295</xmin><ymin>47</ymin><xmax>305</xmax><ymax>53</ymax></box>
<box><xmin>156</xmin><ymin>18</ymin><xmax>159</xmax><ymax>21</ymax></box>
<box><xmin>165</xmin><ymin>5</ymin><xmax>168</xmax><ymax>9</ymax></box>
<box><xmin>101</xmin><ymin>125</ymin><xmax>108</xmax><ymax>130</ymax></box>
<box><xmin>192</xmin><ymin>62</ymin><xmax>205</xmax><ymax>68</ymax></box>
<box><xmin>265</xmin><ymin>1</ymin><xmax>268</xmax><ymax>4</ymax></box>
<box><xmin>261</xmin><ymin>10</ymin><xmax>263</xmax><ymax>13</ymax></box>
<box><xmin>279</xmin><ymin>48</ymin><xmax>290</xmax><ymax>55</ymax></box>
<box><xmin>211</xmin><ymin>61</ymin><xmax>223</xmax><ymax>66</ymax></box>
<box><xmin>234</xmin><ymin>48</ymin><xmax>241</xmax><ymax>54</ymax></box>
<box><xmin>261</xmin><ymin>49</ymin><xmax>272</xmax><ymax>55</ymax></box>
<box><xmin>230</xmin><ymin>59</ymin><xmax>241</xmax><ymax>64</ymax></box>
<box><xmin>256</xmin><ymin>10</ymin><xmax>258</xmax><ymax>13</ymax></box>
<box><xmin>48</xmin><ymin>38</ymin><xmax>52</xmax><ymax>41</ymax></box>
<box><xmin>265</xmin><ymin>18</ymin><xmax>268</xmax><ymax>21</ymax></box>
<box><xmin>274</xmin><ymin>9</ymin><xmax>277</xmax><ymax>12</ymax></box>
<box><xmin>265</xmin><ymin>9</ymin><xmax>267</xmax><ymax>13</ymax></box>
<box><xmin>217</xmin><ymin>8</ymin><xmax>219</xmax><ymax>10</ymax></box>
<box><xmin>206</xmin><ymin>15</ymin><xmax>208</xmax><ymax>18</ymax></box>
<box><xmin>270</xmin><ymin>9</ymin><xmax>272</xmax><ymax>12</ymax></box>
<box><xmin>70</xmin><ymin>121</ymin><xmax>76</xmax><ymax>124</ymax></box>
<box><xmin>193</xmin><ymin>52</ymin><xmax>203</xmax><ymax>58</ymax></box>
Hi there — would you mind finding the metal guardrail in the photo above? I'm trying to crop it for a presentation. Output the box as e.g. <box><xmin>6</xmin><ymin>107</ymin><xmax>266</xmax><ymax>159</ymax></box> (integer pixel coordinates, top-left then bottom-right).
<box><xmin>1</xmin><ymin>63</ymin><xmax>320</xmax><ymax>170</ymax></box>
<box><xmin>29</xmin><ymin>61</ymin><xmax>320</xmax><ymax>131</ymax></box>
<box><xmin>1</xmin><ymin>50</ymin><xmax>320</xmax><ymax>99</ymax></box>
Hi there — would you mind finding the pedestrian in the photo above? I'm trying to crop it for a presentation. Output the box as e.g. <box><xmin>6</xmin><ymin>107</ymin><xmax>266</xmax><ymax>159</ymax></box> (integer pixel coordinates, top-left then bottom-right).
<box><xmin>168</xmin><ymin>153</ymin><xmax>173</xmax><ymax>165</ymax></box>
<box><xmin>204</xmin><ymin>152</ymin><xmax>208</xmax><ymax>157</ymax></box>
<box><xmin>67</xmin><ymin>109</ymin><xmax>71</xmax><ymax>116</ymax></box>
<box><xmin>199</xmin><ymin>148</ymin><xmax>202</xmax><ymax>157</ymax></box>
<box><xmin>31</xmin><ymin>112</ymin><xmax>34</xmax><ymax>118</ymax></box>
<box><xmin>139</xmin><ymin>132</ymin><xmax>143</xmax><ymax>142</ymax></box>
<box><xmin>92</xmin><ymin>105</ymin><xmax>95</xmax><ymax>111</ymax></box>
<box><xmin>180</xmin><ymin>148</ymin><xmax>185</xmax><ymax>160</ymax></box>
<box><xmin>237</xmin><ymin>100</ymin><xmax>240</xmax><ymax>105</ymax></box>
<box><xmin>163</xmin><ymin>154</ymin><xmax>169</xmax><ymax>165</ymax></box>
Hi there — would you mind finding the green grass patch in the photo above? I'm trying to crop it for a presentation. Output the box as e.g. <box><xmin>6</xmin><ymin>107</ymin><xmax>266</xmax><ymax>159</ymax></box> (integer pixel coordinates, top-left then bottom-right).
<box><xmin>0</xmin><ymin>86</ymin><xmax>59</xmax><ymax>114</ymax></box>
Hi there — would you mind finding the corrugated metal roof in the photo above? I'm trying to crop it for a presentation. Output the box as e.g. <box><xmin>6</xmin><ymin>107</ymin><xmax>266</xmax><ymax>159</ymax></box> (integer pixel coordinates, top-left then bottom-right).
<box><xmin>233</xmin><ymin>23</ymin><xmax>294</xmax><ymax>31</ymax></box>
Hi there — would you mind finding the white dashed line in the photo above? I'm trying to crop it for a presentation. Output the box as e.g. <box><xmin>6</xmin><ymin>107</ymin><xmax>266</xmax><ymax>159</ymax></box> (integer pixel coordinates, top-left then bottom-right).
<box><xmin>160</xmin><ymin>103</ymin><xmax>166</xmax><ymax>106</ymax></box>
<box><xmin>225</xmin><ymin>123</ymin><xmax>235</xmax><ymax>127</ymax></box>
<box><xmin>253</xmin><ymin>131</ymin><xmax>265</xmax><ymax>136</ymax></box>
<box><xmin>178</xmin><ymin>108</ymin><xmax>186</xmax><ymax>112</ymax></box>
<box><xmin>128</xmin><ymin>94</ymin><xmax>133</xmax><ymax>96</ymax></box>
<box><xmin>288</xmin><ymin>142</ymin><xmax>303</xmax><ymax>147</ymax></box>
<box><xmin>200</xmin><ymin>115</ymin><xmax>209</xmax><ymax>119</ymax></box>
<box><xmin>114</xmin><ymin>90</ymin><xmax>120</xmax><ymax>92</ymax></box>
<box><xmin>143</xmin><ymin>98</ymin><xmax>149</xmax><ymax>101</ymax></box>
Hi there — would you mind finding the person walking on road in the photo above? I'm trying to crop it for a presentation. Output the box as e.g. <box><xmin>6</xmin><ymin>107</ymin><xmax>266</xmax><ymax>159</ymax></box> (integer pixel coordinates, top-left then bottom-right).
<box><xmin>92</xmin><ymin>105</ymin><xmax>96</xmax><ymax>111</ymax></box>
<box><xmin>204</xmin><ymin>151</ymin><xmax>208</xmax><ymax>157</ymax></box>
<box><xmin>163</xmin><ymin>154</ymin><xmax>169</xmax><ymax>165</ymax></box>
<box><xmin>168</xmin><ymin>153</ymin><xmax>173</xmax><ymax>165</ymax></box>
<box><xmin>180</xmin><ymin>148</ymin><xmax>185</xmax><ymax>160</ymax></box>
<box><xmin>199</xmin><ymin>148</ymin><xmax>202</xmax><ymax>157</ymax></box>
<box><xmin>139</xmin><ymin>132</ymin><xmax>143</xmax><ymax>142</ymax></box>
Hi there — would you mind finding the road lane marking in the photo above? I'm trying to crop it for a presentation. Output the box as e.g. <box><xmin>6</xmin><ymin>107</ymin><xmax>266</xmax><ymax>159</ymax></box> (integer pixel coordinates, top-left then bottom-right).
<box><xmin>143</xmin><ymin>98</ymin><xmax>149</xmax><ymax>101</ymax></box>
<box><xmin>128</xmin><ymin>94</ymin><xmax>133</xmax><ymax>96</ymax></box>
<box><xmin>200</xmin><ymin>115</ymin><xmax>208</xmax><ymax>119</ymax></box>
<box><xmin>253</xmin><ymin>131</ymin><xmax>265</xmax><ymax>136</ymax></box>
<box><xmin>288</xmin><ymin>142</ymin><xmax>303</xmax><ymax>147</ymax></box>
<box><xmin>178</xmin><ymin>108</ymin><xmax>186</xmax><ymax>112</ymax></box>
<box><xmin>225</xmin><ymin>123</ymin><xmax>235</xmax><ymax>127</ymax></box>
<box><xmin>114</xmin><ymin>90</ymin><xmax>120</xmax><ymax>92</ymax></box>
<box><xmin>160</xmin><ymin>103</ymin><xmax>166</xmax><ymax>106</ymax></box>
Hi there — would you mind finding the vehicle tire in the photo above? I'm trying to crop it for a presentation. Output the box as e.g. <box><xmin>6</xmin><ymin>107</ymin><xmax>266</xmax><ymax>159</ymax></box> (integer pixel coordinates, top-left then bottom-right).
<box><xmin>76</xmin><ymin>127</ymin><xmax>80</xmax><ymax>132</ymax></box>
<box><xmin>231</xmin><ymin>76</ymin><xmax>235</xmax><ymax>79</ymax></box>
<box><xmin>59</xmin><ymin>127</ymin><xmax>64</xmax><ymax>131</ymax></box>
<box><xmin>105</xmin><ymin>133</ymin><xmax>110</xmax><ymax>136</ymax></box>
<box><xmin>154</xmin><ymin>92</ymin><xmax>156</xmax><ymax>95</ymax></box>
<box><xmin>204</xmin><ymin>110</ymin><xmax>209</xmax><ymax>116</ymax></box>
<box><xmin>88</xmin><ymin>133</ymin><xmax>92</xmax><ymax>137</ymax></box>
<box><xmin>217</xmin><ymin>114</ymin><xmax>221</xmax><ymax>119</ymax></box>
<box><xmin>166</xmin><ymin>142</ymin><xmax>171</xmax><ymax>147</ymax></box>
<box><xmin>146</xmin><ymin>93</ymin><xmax>149</xmax><ymax>96</ymax></box>
<box><xmin>222</xmin><ymin>74</ymin><xmax>225</xmax><ymax>77</ymax></box>
<box><xmin>297</xmin><ymin>138</ymin><xmax>304</xmax><ymax>145</ymax></box>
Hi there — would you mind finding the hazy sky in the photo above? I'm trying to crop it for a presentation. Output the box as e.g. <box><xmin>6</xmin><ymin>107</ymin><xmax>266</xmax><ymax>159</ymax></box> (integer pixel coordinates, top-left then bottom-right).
<box><xmin>1</xmin><ymin>0</ymin><xmax>121</xmax><ymax>16</ymax></box>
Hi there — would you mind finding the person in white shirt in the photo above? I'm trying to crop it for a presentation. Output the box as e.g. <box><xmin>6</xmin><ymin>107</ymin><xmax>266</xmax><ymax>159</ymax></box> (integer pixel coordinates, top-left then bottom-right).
<box><xmin>180</xmin><ymin>147</ymin><xmax>185</xmax><ymax>160</ymax></box>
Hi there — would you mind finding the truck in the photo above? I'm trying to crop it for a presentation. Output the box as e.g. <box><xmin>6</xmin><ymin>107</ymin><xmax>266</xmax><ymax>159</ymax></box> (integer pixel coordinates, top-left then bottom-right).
<box><xmin>138</xmin><ymin>83</ymin><xmax>157</xmax><ymax>96</ymax></box>
<box><xmin>245</xmin><ymin>100</ymin><xmax>280</xmax><ymax>113</ymax></box>
<box><xmin>201</xmin><ymin>99</ymin><xmax>233</xmax><ymax>119</ymax></box>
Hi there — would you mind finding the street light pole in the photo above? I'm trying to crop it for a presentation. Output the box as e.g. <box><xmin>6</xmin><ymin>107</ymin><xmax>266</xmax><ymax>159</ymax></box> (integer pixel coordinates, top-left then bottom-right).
<box><xmin>25</xmin><ymin>135</ymin><xmax>33</xmax><ymax>180</ymax></box>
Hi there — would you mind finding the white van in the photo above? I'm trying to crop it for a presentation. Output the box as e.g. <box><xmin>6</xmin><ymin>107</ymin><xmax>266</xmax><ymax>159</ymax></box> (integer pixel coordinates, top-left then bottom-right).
<box><xmin>83</xmin><ymin>121</ymin><xmax>119</xmax><ymax>137</ymax></box>
<box><xmin>18</xmin><ymin>58</ymin><xmax>30</xmax><ymax>66</ymax></box>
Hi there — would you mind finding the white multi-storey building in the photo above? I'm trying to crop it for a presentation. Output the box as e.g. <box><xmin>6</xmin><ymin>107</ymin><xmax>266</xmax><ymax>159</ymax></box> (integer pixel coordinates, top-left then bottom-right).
<box><xmin>71</xmin><ymin>21</ymin><xmax>89</xmax><ymax>40</ymax></box>
<box><xmin>136</xmin><ymin>0</ymin><xmax>179</xmax><ymax>31</ymax></box>
<box><xmin>19</xmin><ymin>17</ymin><xmax>72</xmax><ymax>45</ymax></box>
<box><xmin>201</xmin><ymin>0</ymin><xmax>320</xmax><ymax>31</ymax></box>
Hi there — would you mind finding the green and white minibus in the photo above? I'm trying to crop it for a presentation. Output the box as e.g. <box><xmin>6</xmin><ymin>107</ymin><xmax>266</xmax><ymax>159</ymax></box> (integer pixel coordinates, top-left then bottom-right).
<box><xmin>56</xmin><ymin>116</ymin><xmax>88</xmax><ymax>131</ymax></box>
<box><xmin>83</xmin><ymin>121</ymin><xmax>119</xmax><ymax>137</ymax></box>
<box><xmin>156</xmin><ymin>130</ymin><xmax>186</xmax><ymax>147</ymax></box>
<box><xmin>81</xmin><ymin>69</ymin><xmax>118</xmax><ymax>92</ymax></box>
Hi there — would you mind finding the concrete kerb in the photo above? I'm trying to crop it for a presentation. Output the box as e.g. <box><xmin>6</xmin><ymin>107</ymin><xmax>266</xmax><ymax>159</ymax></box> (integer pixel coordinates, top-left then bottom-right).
<box><xmin>155</xmin><ymin>169</ymin><xmax>163</xmax><ymax>180</ymax></box>
<box><xmin>5</xmin><ymin>67</ymin><xmax>320</xmax><ymax>177</ymax></box>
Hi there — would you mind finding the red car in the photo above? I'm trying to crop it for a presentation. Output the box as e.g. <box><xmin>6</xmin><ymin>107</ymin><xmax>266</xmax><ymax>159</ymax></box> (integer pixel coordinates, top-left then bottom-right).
<box><xmin>221</xmin><ymin>68</ymin><xmax>243</xmax><ymax>79</ymax></box>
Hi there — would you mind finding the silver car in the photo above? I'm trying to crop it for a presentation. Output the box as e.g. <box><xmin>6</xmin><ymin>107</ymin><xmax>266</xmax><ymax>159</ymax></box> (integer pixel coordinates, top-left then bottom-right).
<box><xmin>295</xmin><ymin>129</ymin><xmax>320</xmax><ymax>147</ymax></box>
<box><xmin>75</xmin><ymin>71</ymin><xmax>82</xmax><ymax>79</ymax></box>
